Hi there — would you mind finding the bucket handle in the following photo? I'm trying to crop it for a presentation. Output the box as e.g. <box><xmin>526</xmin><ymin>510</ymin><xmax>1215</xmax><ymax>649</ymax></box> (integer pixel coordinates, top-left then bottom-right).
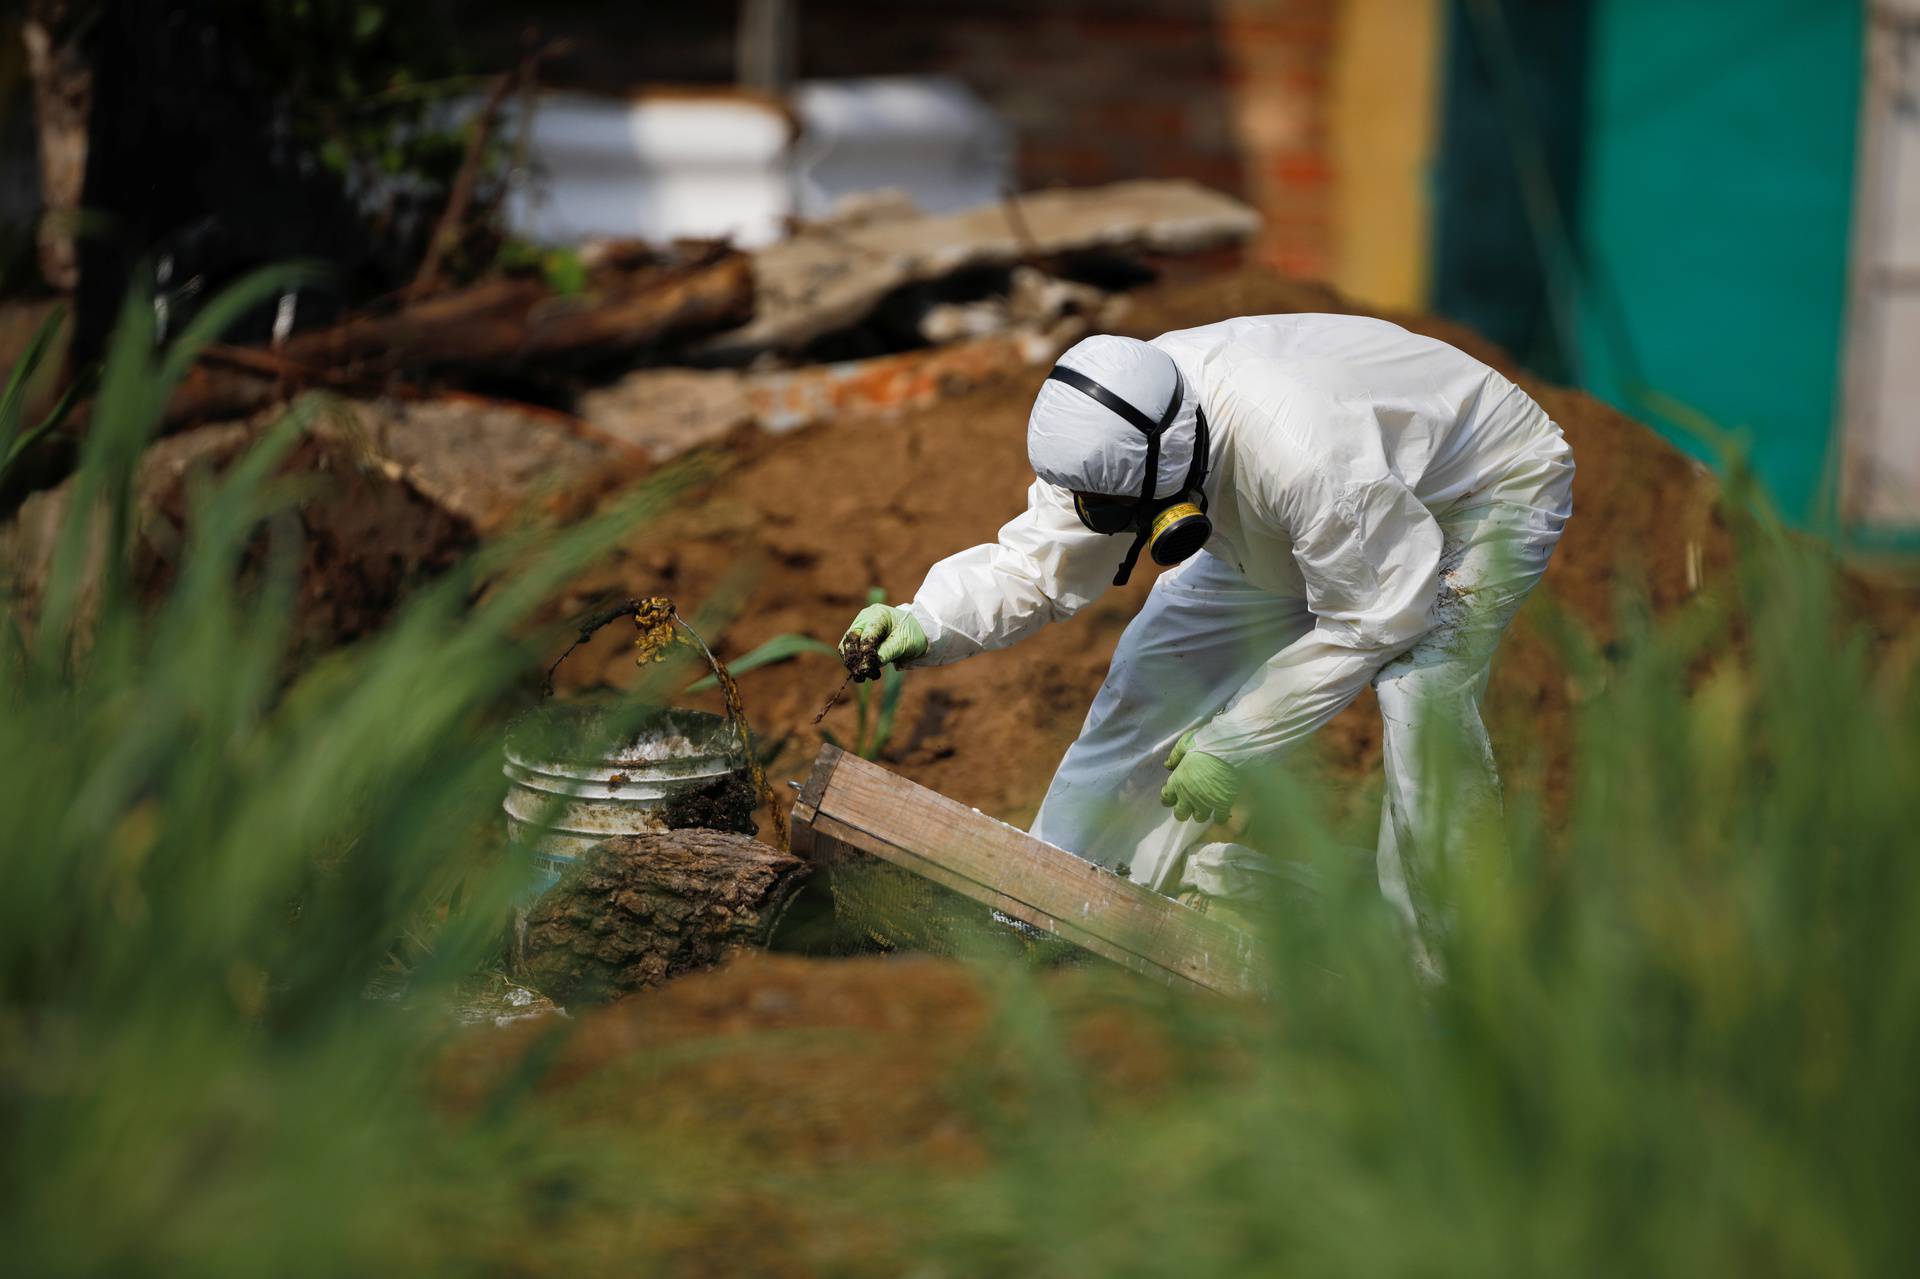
<box><xmin>540</xmin><ymin>596</ymin><xmax>786</xmax><ymax>852</ymax></box>
<box><xmin>542</xmin><ymin>596</ymin><xmax>652</xmax><ymax>698</ymax></box>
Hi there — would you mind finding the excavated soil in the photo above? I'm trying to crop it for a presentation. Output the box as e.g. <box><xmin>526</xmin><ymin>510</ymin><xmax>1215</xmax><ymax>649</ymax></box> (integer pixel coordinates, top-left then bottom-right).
<box><xmin>450</xmin><ymin>952</ymin><xmax>1213</xmax><ymax>1161</ymax></box>
<box><xmin>443</xmin><ymin>951</ymin><xmax>1249</xmax><ymax>1277</ymax></box>
<box><xmin>4</xmin><ymin>422</ymin><xmax>481</xmax><ymax>653</ymax></box>
<box><xmin>657</xmin><ymin>772</ymin><xmax>762</xmax><ymax>835</ymax></box>
<box><xmin>556</xmin><ymin>266</ymin><xmax>1738</xmax><ymax>831</ymax></box>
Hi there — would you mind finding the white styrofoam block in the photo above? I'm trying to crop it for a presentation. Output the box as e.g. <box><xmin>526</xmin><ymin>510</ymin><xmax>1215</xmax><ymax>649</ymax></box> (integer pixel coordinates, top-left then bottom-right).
<box><xmin>792</xmin><ymin>77</ymin><xmax>1011</xmax><ymax>218</ymax></box>
<box><xmin>494</xmin><ymin>79</ymin><xmax>1009</xmax><ymax>248</ymax></box>
<box><xmin>502</xmin><ymin>91</ymin><xmax>794</xmax><ymax>247</ymax></box>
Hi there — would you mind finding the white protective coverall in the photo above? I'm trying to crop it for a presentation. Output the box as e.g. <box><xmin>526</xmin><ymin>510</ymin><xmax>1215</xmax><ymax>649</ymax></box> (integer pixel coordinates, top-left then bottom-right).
<box><xmin>897</xmin><ymin>315</ymin><xmax>1574</xmax><ymax>937</ymax></box>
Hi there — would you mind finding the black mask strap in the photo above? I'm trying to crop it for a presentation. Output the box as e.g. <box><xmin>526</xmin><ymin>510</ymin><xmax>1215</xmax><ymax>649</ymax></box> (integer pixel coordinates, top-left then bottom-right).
<box><xmin>1187</xmin><ymin>405</ymin><xmax>1210</xmax><ymax>496</ymax></box>
<box><xmin>1111</xmin><ymin>522</ymin><xmax>1149</xmax><ymax>587</ymax></box>
<box><xmin>1044</xmin><ymin>364</ymin><xmax>1175</xmax><ymax>437</ymax></box>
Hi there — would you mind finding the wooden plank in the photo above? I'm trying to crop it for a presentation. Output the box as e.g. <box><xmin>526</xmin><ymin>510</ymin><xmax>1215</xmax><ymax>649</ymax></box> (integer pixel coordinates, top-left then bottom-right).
<box><xmin>786</xmin><ymin>747</ymin><xmax>843</xmax><ymax>864</ymax></box>
<box><xmin>788</xmin><ymin>745</ymin><xmax>1263</xmax><ymax>998</ymax></box>
<box><xmin>1841</xmin><ymin>0</ymin><xmax>1920</xmax><ymax>525</ymax></box>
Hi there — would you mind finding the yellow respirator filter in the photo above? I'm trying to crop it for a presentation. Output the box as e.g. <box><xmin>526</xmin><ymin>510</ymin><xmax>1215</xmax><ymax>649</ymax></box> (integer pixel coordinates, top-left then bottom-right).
<box><xmin>1147</xmin><ymin>501</ymin><xmax>1212</xmax><ymax>567</ymax></box>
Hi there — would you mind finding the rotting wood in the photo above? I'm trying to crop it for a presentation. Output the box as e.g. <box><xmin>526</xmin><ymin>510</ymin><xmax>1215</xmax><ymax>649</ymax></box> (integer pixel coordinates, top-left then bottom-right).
<box><xmin>790</xmin><ymin>745</ymin><xmax>1263</xmax><ymax>998</ymax></box>
<box><xmin>154</xmin><ymin>251</ymin><xmax>754</xmax><ymax>429</ymax></box>
<box><xmin>518</xmin><ymin>829</ymin><xmax>810</xmax><ymax>1005</ymax></box>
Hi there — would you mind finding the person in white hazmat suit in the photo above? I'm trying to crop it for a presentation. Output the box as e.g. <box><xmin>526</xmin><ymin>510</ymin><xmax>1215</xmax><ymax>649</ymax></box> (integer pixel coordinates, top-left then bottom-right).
<box><xmin>839</xmin><ymin>315</ymin><xmax>1574</xmax><ymax>945</ymax></box>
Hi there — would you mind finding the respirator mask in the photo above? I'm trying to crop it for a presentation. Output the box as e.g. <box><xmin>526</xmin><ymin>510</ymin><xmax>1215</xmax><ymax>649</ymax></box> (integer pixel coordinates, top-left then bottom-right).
<box><xmin>1045</xmin><ymin>363</ymin><xmax>1213</xmax><ymax>587</ymax></box>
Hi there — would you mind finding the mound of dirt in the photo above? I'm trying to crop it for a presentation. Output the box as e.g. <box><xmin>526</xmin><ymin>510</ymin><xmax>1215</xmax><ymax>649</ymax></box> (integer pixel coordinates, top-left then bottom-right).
<box><xmin>443</xmin><ymin>952</ymin><xmax>1240</xmax><ymax>1274</ymax></box>
<box><xmin>554</xmin><ymin>265</ymin><xmax>1736</xmax><ymax>833</ymax></box>
<box><xmin>3</xmin><ymin>419</ymin><xmax>482</xmax><ymax>652</ymax></box>
<box><xmin>457</xmin><ymin>948</ymin><xmax>1225</xmax><ymax>1144</ymax></box>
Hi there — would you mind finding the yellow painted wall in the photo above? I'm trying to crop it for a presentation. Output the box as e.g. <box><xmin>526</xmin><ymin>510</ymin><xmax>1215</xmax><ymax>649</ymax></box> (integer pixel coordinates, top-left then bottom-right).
<box><xmin>1330</xmin><ymin>0</ymin><xmax>1443</xmax><ymax>310</ymax></box>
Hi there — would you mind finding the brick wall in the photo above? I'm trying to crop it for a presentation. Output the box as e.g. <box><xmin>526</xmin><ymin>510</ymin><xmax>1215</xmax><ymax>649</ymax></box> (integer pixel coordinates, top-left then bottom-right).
<box><xmin>799</xmin><ymin>0</ymin><xmax>1337</xmax><ymax>280</ymax></box>
<box><xmin>467</xmin><ymin>0</ymin><xmax>1342</xmax><ymax>282</ymax></box>
<box><xmin>1213</xmin><ymin>0</ymin><xmax>1338</xmax><ymax>278</ymax></box>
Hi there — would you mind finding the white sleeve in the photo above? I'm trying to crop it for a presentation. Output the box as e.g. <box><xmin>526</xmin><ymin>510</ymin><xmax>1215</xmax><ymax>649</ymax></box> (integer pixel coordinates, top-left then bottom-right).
<box><xmin>902</xmin><ymin>480</ymin><xmax>1130</xmax><ymax>667</ymax></box>
<box><xmin>1189</xmin><ymin>473</ymin><xmax>1441</xmax><ymax>763</ymax></box>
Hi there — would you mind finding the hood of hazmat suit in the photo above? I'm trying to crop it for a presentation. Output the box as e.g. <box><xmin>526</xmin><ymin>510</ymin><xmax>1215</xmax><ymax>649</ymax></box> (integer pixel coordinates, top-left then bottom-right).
<box><xmin>1027</xmin><ymin>334</ymin><xmax>1200</xmax><ymax>499</ymax></box>
<box><xmin>899</xmin><ymin>313</ymin><xmax>1573</xmax><ymax>768</ymax></box>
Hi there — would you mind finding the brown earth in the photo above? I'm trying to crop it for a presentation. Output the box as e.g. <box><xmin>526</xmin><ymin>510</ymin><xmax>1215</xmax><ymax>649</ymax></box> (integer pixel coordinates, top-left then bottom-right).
<box><xmin>554</xmin><ymin>265</ymin><xmax>1735</xmax><ymax>834</ymax></box>
<box><xmin>3</xmin><ymin>419</ymin><xmax>482</xmax><ymax>652</ymax></box>
<box><xmin>1</xmin><ymin>391</ymin><xmax>639</xmax><ymax>655</ymax></box>
<box><xmin>443</xmin><ymin>951</ymin><xmax>1248</xmax><ymax>1278</ymax></box>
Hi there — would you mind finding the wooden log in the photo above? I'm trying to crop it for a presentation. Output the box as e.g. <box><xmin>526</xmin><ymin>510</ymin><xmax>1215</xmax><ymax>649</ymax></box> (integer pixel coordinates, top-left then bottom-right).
<box><xmin>22</xmin><ymin>0</ymin><xmax>92</xmax><ymax>292</ymax></box>
<box><xmin>153</xmin><ymin>254</ymin><xmax>756</xmax><ymax>429</ymax></box>
<box><xmin>789</xmin><ymin>745</ymin><xmax>1263</xmax><ymax>999</ymax></box>
<box><xmin>289</xmin><ymin>254</ymin><xmax>754</xmax><ymax>372</ymax></box>
<box><xmin>518</xmin><ymin>830</ymin><xmax>811</xmax><ymax>1006</ymax></box>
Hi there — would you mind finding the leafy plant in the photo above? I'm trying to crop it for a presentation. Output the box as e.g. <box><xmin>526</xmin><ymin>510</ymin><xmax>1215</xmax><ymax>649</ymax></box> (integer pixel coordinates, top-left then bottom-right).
<box><xmin>694</xmin><ymin>587</ymin><xmax>907</xmax><ymax>762</ymax></box>
<box><xmin>0</xmin><ymin>303</ymin><xmax>87</xmax><ymax>487</ymax></box>
<box><xmin>496</xmin><ymin>238</ymin><xmax>588</xmax><ymax>296</ymax></box>
<box><xmin>689</xmin><ymin>630</ymin><xmax>839</xmax><ymax>685</ymax></box>
<box><xmin>245</xmin><ymin>0</ymin><xmax>475</xmax><ymax>181</ymax></box>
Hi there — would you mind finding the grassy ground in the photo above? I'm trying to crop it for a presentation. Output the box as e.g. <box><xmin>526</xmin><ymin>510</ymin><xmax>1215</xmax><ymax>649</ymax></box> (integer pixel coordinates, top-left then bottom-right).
<box><xmin>4</xmin><ymin>288</ymin><xmax>1917</xmax><ymax>1277</ymax></box>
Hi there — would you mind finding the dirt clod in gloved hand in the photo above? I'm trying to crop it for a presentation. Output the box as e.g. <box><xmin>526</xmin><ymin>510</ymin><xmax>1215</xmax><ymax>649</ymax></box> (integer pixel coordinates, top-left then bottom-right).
<box><xmin>840</xmin><ymin>633</ymin><xmax>884</xmax><ymax>683</ymax></box>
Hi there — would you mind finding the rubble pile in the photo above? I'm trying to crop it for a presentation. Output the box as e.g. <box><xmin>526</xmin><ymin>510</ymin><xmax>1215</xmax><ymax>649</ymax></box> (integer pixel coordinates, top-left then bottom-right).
<box><xmin>0</xmin><ymin>393</ymin><xmax>645</xmax><ymax>649</ymax></box>
<box><xmin>3</xmin><ymin>179</ymin><xmax>1267</xmax><ymax>660</ymax></box>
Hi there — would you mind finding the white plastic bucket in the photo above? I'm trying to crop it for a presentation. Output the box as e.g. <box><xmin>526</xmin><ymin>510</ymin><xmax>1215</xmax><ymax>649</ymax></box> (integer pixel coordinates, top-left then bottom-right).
<box><xmin>503</xmin><ymin>705</ymin><xmax>753</xmax><ymax>894</ymax></box>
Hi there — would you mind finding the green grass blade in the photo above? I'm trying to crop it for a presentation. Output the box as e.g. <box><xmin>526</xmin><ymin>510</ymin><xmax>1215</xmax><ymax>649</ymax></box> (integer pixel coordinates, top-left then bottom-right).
<box><xmin>0</xmin><ymin>364</ymin><xmax>94</xmax><ymax>484</ymax></box>
<box><xmin>687</xmin><ymin>632</ymin><xmax>838</xmax><ymax>690</ymax></box>
<box><xmin>864</xmin><ymin>665</ymin><xmax>906</xmax><ymax>761</ymax></box>
<box><xmin>0</xmin><ymin>302</ymin><xmax>65</xmax><ymax>460</ymax></box>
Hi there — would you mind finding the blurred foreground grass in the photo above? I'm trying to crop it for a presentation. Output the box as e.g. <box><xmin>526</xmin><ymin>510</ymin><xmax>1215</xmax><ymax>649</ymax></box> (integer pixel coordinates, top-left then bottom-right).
<box><xmin>0</xmin><ymin>278</ymin><xmax>675</xmax><ymax>1274</ymax></box>
<box><xmin>3</xmin><ymin>284</ymin><xmax>1917</xmax><ymax>1277</ymax></box>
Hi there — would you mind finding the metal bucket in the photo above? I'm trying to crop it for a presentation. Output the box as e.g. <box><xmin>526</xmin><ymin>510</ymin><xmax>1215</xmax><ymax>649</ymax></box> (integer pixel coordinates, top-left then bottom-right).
<box><xmin>503</xmin><ymin>704</ymin><xmax>755</xmax><ymax>895</ymax></box>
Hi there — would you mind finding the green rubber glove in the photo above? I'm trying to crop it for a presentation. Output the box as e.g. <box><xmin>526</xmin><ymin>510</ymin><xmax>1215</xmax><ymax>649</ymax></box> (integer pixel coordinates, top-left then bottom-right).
<box><xmin>840</xmin><ymin>603</ymin><xmax>928</xmax><ymax>680</ymax></box>
<box><xmin>1160</xmin><ymin>728</ymin><xmax>1240</xmax><ymax>825</ymax></box>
